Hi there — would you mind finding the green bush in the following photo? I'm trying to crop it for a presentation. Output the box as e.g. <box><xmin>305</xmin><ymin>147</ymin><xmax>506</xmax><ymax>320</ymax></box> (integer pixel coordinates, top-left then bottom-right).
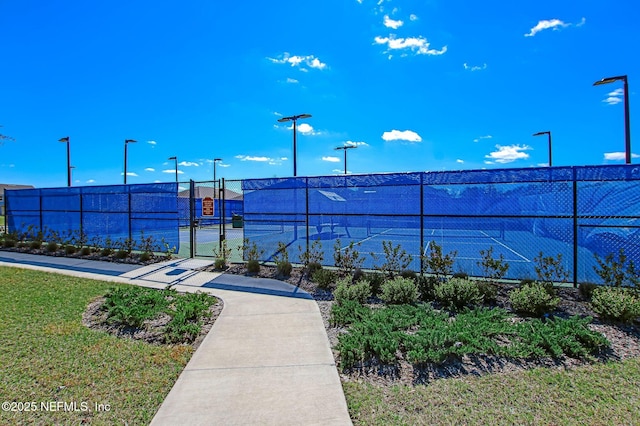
<box><xmin>578</xmin><ymin>282</ymin><xmax>598</xmax><ymax>300</ymax></box>
<box><xmin>330</xmin><ymin>300</ymin><xmax>371</xmax><ymax>326</ymax></box>
<box><xmin>139</xmin><ymin>251</ymin><xmax>152</xmax><ymax>263</ymax></box>
<box><xmin>477</xmin><ymin>246</ymin><xmax>510</xmax><ymax>281</ymax></box>
<box><xmin>80</xmin><ymin>246</ymin><xmax>91</xmax><ymax>256</ymax></box>
<box><xmin>452</xmin><ymin>271</ymin><xmax>469</xmax><ymax>279</ymax></box>
<box><xmin>334</xmin><ymin>277</ymin><xmax>371</xmax><ymax>305</ymax></box>
<box><xmin>593</xmin><ymin>248</ymin><xmax>640</xmax><ymax>287</ymax></box>
<box><xmin>115</xmin><ymin>249</ymin><xmax>128</xmax><ymax>260</ymax></box>
<box><xmin>400</xmin><ymin>269</ymin><xmax>418</xmax><ymax>281</ymax></box>
<box><xmin>591</xmin><ymin>287</ymin><xmax>640</xmax><ymax>323</ymax></box>
<box><xmin>434</xmin><ymin>277</ymin><xmax>483</xmax><ymax>311</ymax></box>
<box><xmin>100</xmin><ymin>247</ymin><xmax>113</xmax><ymax>257</ymax></box>
<box><xmin>306</xmin><ymin>261</ymin><xmax>323</xmax><ymax>276</ymax></box>
<box><xmin>104</xmin><ymin>286</ymin><xmax>170</xmax><ymax>328</ymax></box>
<box><xmin>3</xmin><ymin>238</ymin><xmax>16</xmax><ymax>248</ymax></box>
<box><xmin>30</xmin><ymin>240</ymin><xmax>42</xmax><ymax>250</ymax></box>
<box><xmin>247</xmin><ymin>259</ymin><xmax>260</xmax><ymax>274</ymax></box>
<box><xmin>423</xmin><ymin>240</ymin><xmax>457</xmax><ymax>279</ymax></box>
<box><xmin>381</xmin><ymin>277</ymin><xmax>418</xmax><ymax>305</ymax></box>
<box><xmin>371</xmin><ymin>240</ymin><xmax>413</xmax><ymax>278</ymax></box>
<box><xmin>46</xmin><ymin>242</ymin><xmax>58</xmax><ymax>252</ymax></box>
<box><xmin>214</xmin><ymin>258</ymin><xmax>227</xmax><ymax>270</ymax></box>
<box><xmin>509</xmin><ymin>282</ymin><xmax>560</xmax><ymax>317</ymax></box>
<box><xmin>276</xmin><ymin>261</ymin><xmax>293</xmax><ymax>277</ymax></box>
<box><xmin>64</xmin><ymin>245</ymin><xmax>77</xmax><ymax>255</ymax></box>
<box><xmin>417</xmin><ymin>275</ymin><xmax>439</xmax><ymax>302</ymax></box>
<box><xmin>312</xmin><ymin>268</ymin><xmax>336</xmax><ymax>289</ymax></box>
<box><xmin>333</xmin><ymin>239</ymin><xmax>364</xmax><ymax>275</ymax></box>
<box><xmin>365</xmin><ymin>272</ymin><xmax>385</xmax><ymax>297</ymax></box>
<box><xmin>477</xmin><ymin>281</ymin><xmax>498</xmax><ymax>304</ymax></box>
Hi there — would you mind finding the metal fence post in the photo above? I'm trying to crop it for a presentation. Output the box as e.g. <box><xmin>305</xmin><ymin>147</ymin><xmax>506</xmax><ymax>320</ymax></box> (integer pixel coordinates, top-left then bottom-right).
<box><xmin>128</xmin><ymin>185</ymin><xmax>132</xmax><ymax>244</ymax></box>
<box><xmin>306</xmin><ymin>177</ymin><xmax>310</xmax><ymax>258</ymax></box>
<box><xmin>572</xmin><ymin>167</ymin><xmax>578</xmax><ymax>287</ymax></box>
<box><xmin>79</xmin><ymin>187</ymin><xmax>84</xmax><ymax>240</ymax></box>
<box><xmin>221</xmin><ymin>178</ymin><xmax>226</xmax><ymax>246</ymax></box>
<box><xmin>3</xmin><ymin>188</ymin><xmax>7</xmax><ymax>234</ymax></box>
<box><xmin>420</xmin><ymin>172</ymin><xmax>425</xmax><ymax>276</ymax></box>
<box><xmin>189</xmin><ymin>180</ymin><xmax>195</xmax><ymax>258</ymax></box>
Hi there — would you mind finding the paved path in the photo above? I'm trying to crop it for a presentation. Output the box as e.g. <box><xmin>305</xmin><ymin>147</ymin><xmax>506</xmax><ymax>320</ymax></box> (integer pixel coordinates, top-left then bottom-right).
<box><xmin>0</xmin><ymin>252</ymin><xmax>352</xmax><ymax>425</ymax></box>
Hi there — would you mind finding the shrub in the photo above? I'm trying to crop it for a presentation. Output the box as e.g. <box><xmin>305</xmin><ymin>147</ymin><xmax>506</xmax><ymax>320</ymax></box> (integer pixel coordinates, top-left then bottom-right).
<box><xmin>477</xmin><ymin>281</ymin><xmax>498</xmax><ymax>304</ymax></box>
<box><xmin>400</xmin><ymin>269</ymin><xmax>418</xmax><ymax>281</ymax></box>
<box><xmin>452</xmin><ymin>271</ymin><xmax>469</xmax><ymax>279</ymax></box>
<box><xmin>417</xmin><ymin>275</ymin><xmax>439</xmax><ymax>302</ymax></box>
<box><xmin>534</xmin><ymin>252</ymin><xmax>569</xmax><ymax>285</ymax></box>
<box><xmin>242</xmin><ymin>238</ymin><xmax>264</xmax><ymax>262</ymax></box>
<box><xmin>212</xmin><ymin>240</ymin><xmax>232</xmax><ymax>263</ymax></box>
<box><xmin>593</xmin><ymin>248</ymin><xmax>640</xmax><ymax>287</ymax></box>
<box><xmin>579</xmin><ymin>282</ymin><xmax>599</xmax><ymax>300</ymax></box>
<box><xmin>214</xmin><ymin>258</ymin><xmax>227</xmax><ymax>270</ymax></box>
<box><xmin>366</xmin><ymin>272</ymin><xmax>386</xmax><ymax>297</ymax></box>
<box><xmin>139</xmin><ymin>251</ymin><xmax>152</xmax><ymax>263</ymax></box>
<box><xmin>478</xmin><ymin>246</ymin><xmax>510</xmax><ymax>281</ymax></box>
<box><xmin>306</xmin><ymin>261</ymin><xmax>323</xmax><ymax>276</ymax></box>
<box><xmin>115</xmin><ymin>250</ymin><xmax>129</xmax><ymax>260</ymax></box>
<box><xmin>509</xmin><ymin>282</ymin><xmax>560</xmax><ymax>317</ymax></box>
<box><xmin>80</xmin><ymin>246</ymin><xmax>91</xmax><ymax>256</ymax></box>
<box><xmin>101</xmin><ymin>247</ymin><xmax>113</xmax><ymax>257</ymax></box>
<box><xmin>371</xmin><ymin>240</ymin><xmax>413</xmax><ymax>278</ymax></box>
<box><xmin>298</xmin><ymin>239</ymin><xmax>324</xmax><ymax>267</ymax></box>
<box><xmin>334</xmin><ymin>277</ymin><xmax>371</xmax><ymax>305</ymax></box>
<box><xmin>312</xmin><ymin>268</ymin><xmax>336</xmax><ymax>290</ymax></box>
<box><xmin>333</xmin><ymin>239</ymin><xmax>364</xmax><ymax>275</ymax></box>
<box><xmin>352</xmin><ymin>268</ymin><xmax>365</xmax><ymax>283</ymax></box>
<box><xmin>30</xmin><ymin>240</ymin><xmax>42</xmax><ymax>250</ymax></box>
<box><xmin>434</xmin><ymin>277</ymin><xmax>483</xmax><ymax>311</ymax></box>
<box><xmin>273</xmin><ymin>241</ymin><xmax>289</xmax><ymax>264</ymax></box>
<box><xmin>423</xmin><ymin>240</ymin><xmax>457</xmax><ymax>279</ymax></box>
<box><xmin>276</xmin><ymin>261</ymin><xmax>293</xmax><ymax>278</ymax></box>
<box><xmin>330</xmin><ymin>300</ymin><xmax>370</xmax><ymax>326</ymax></box>
<box><xmin>247</xmin><ymin>259</ymin><xmax>260</xmax><ymax>274</ymax></box>
<box><xmin>381</xmin><ymin>277</ymin><xmax>419</xmax><ymax>305</ymax></box>
<box><xmin>64</xmin><ymin>245</ymin><xmax>76</xmax><ymax>255</ymax></box>
<box><xmin>46</xmin><ymin>242</ymin><xmax>58</xmax><ymax>252</ymax></box>
<box><xmin>104</xmin><ymin>286</ymin><xmax>170</xmax><ymax>328</ymax></box>
<box><xmin>3</xmin><ymin>238</ymin><xmax>16</xmax><ymax>248</ymax></box>
<box><xmin>591</xmin><ymin>287</ymin><xmax>640</xmax><ymax>323</ymax></box>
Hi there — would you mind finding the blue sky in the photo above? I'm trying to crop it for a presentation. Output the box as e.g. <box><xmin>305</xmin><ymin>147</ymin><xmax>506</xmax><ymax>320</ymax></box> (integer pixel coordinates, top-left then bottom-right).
<box><xmin>1</xmin><ymin>0</ymin><xmax>638</xmax><ymax>188</ymax></box>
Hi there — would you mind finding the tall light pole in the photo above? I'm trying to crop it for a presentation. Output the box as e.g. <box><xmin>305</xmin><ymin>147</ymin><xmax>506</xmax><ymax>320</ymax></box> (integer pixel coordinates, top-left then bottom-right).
<box><xmin>335</xmin><ymin>145</ymin><xmax>357</xmax><ymax>174</ymax></box>
<box><xmin>58</xmin><ymin>136</ymin><xmax>71</xmax><ymax>187</ymax></box>
<box><xmin>532</xmin><ymin>131</ymin><xmax>552</xmax><ymax>167</ymax></box>
<box><xmin>168</xmin><ymin>156</ymin><xmax>178</xmax><ymax>183</ymax></box>
<box><xmin>213</xmin><ymin>158</ymin><xmax>222</xmax><ymax>182</ymax></box>
<box><xmin>124</xmin><ymin>139</ymin><xmax>137</xmax><ymax>184</ymax></box>
<box><xmin>594</xmin><ymin>75</ymin><xmax>632</xmax><ymax>164</ymax></box>
<box><xmin>277</xmin><ymin>113</ymin><xmax>312</xmax><ymax>176</ymax></box>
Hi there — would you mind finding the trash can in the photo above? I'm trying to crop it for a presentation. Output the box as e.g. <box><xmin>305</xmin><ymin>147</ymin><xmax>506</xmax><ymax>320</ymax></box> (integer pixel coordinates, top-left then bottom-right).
<box><xmin>232</xmin><ymin>214</ymin><xmax>243</xmax><ymax>228</ymax></box>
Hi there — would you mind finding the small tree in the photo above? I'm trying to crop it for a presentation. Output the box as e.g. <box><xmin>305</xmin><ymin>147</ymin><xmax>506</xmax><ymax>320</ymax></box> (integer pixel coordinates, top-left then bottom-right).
<box><xmin>423</xmin><ymin>240</ymin><xmax>457</xmax><ymax>280</ymax></box>
<box><xmin>534</xmin><ymin>252</ymin><xmax>569</xmax><ymax>285</ymax></box>
<box><xmin>370</xmin><ymin>240</ymin><xmax>413</xmax><ymax>278</ymax></box>
<box><xmin>333</xmin><ymin>239</ymin><xmax>364</xmax><ymax>276</ymax></box>
<box><xmin>478</xmin><ymin>246</ymin><xmax>510</xmax><ymax>282</ymax></box>
<box><xmin>593</xmin><ymin>248</ymin><xmax>640</xmax><ymax>288</ymax></box>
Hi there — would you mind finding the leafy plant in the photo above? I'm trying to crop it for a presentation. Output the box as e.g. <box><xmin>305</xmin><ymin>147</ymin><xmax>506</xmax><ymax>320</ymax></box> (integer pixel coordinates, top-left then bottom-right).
<box><xmin>212</xmin><ymin>240</ymin><xmax>232</xmax><ymax>268</ymax></box>
<box><xmin>334</xmin><ymin>277</ymin><xmax>371</xmax><ymax>305</ymax></box>
<box><xmin>591</xmin><ymin>287</ymin><xmax>640</xmax><ymax>323</ymax></box>
<box><xmin>242</xmin><ymin>238</ymin><xmax>264</xmax><ymax>262</ymax></box>
<box><xmin>381</xmin><ymin>277</ymin><xmax>419</xmax><ymax>305</ymax></box>
<box><xmin>138</xmin><ymin>231</ymin><xmax>159</xmax><ymax>258</ymax></box>
<box><xmin>274</xmin><ymin>241</ymin><xmax>293</xmax><ymax>277</ymax></box>
<box><xmin>306</xmin><ymin>261</ymin><xmax>323</xmax><ymax>276</ymax></box>
<box><xmin>423</xmin><ymin>240</ymin><xmax>457</xmax><ymax>279</ymax></box>
<box><xmin>298</xmin><ymin>239</ymin><xmax>324</xmax><ymax>267</ymax></box>
<box><xmin>370</xmin><ymin>240</ymin><xmax>413</xmax><ymax>278</ymax></box>
<box><xmin>478</xmin><ymin>246</ymin><xmax>510</xmax><ymax>281</ymax></box>
<box><xmin>417</xmin><ymin>275</ymin><xmax>439</xmax><ymax>302</ymax></box>
<box><xmin>477</xmin><ymin>281</ymin><xmax>498</xmax><ymax>304</ymax></box>
<box><xmin>534</xmin><ymin>252</ymin><xmax>569</xmax><ymax>285</ymax></box>
<box><xmin>365</xmin><ymin>272</ymin><xmax>386</xmax><ymax>297</ymax></box>
<box><xmin>509</xmin><ymin>282</ymin><xmax>560</xmax><ymax>317</ymax></box>
<box><xmin>214</xmin><ymin>258</ymin><xmax>227</xmax><ymax>270</ymax></box>
<box><xmin>312</xmin><ymin>268</ymin><xmax>336</xmax><ymax>289</ymax></box>
<box><xmin>578</xmin><ymin>282</ymin><xmax>599</xmax><ymax>300</ymax></box>
<box><xmin>46</xmin><ymin>241</ymin><xmax>58</xmax><ymax>252</ymax></box>
<box><xmin>593</xmin><ymin>248</ymin><xmax>640</xmax><ymax>288</ymax></box>
<box><xmin>434</xmin><ymin>277</ymin><xmax>483</xmax><ymax>311</ymax></box>
<box><xmin>333</xmin><ymin>239</ymin><xmax>364</xmax><ymax>275</ymax></box>
<box><xmin>247</xmin><ymin>259</ymin><xmax>260</xmax><ymax>274</ymax></box>
<box><xmin>100</xmin><ymin>237</ymin><xmax>115</xmax><ymax>257</ymax></box>
<box><xmin>139</xmin><ymin>251</ymin><xmax>152</xmax><ymax>263</ymax></box>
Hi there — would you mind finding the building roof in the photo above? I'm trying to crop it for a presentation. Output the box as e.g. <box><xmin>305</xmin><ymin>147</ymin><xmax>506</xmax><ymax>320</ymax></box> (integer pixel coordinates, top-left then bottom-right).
<box><xmin>0</xmin><ymin>184</ymin><xmax>35</xmax><ymax>194</ymax></box>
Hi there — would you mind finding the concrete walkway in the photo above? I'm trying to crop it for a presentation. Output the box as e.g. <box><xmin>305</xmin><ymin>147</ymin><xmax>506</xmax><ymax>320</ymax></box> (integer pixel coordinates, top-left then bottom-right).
<box><xmin>0</xmin><ymin>252</ymin><xmax>352</xmax><ymax>426</ymax></box>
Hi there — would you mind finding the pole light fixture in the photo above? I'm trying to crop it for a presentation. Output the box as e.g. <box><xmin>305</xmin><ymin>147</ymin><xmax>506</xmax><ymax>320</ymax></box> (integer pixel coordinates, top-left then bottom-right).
<box><xmin>334</xmin><ymin>145</ymin><xmax>357</xmax><ymax>174</ymax></box>
<box><xmin>213</xmin><ymin>158</ymin><xmax>222</xmax><ymax>182</ymax></box>
<box><xmin>168</xmin><ymin>156</ymin><xmax>178</xmax><ymax>183</ymax></box>
<box><xmin>593</xmin><ymin>75</ymin><xmax>632</xmax><ymax>164</ymax></box>
<box><xmin>532</xmin><ymin>131</ymin><xmax>552</xmax><ymax>167</ymax></box>
<box><xmin>58</xmin><ymin>136</ymin><xmax>71</xmax><ymax>187</ymax></box>
<box><xmin>124</xmin><ymin>139</ymin><xmax>137</xmax><ymax>184</ymax></box>
<box><xmin>277</xmin><ymin>113</ymin><xmax>312</xmax><ymax>176</ymax></box>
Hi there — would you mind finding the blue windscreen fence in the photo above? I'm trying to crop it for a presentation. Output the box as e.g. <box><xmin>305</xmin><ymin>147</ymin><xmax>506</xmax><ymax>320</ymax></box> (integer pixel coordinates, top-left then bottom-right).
<box><xmin>5</xmin><ymin>183</ymin><xmax>179</xmax><ymax>252</ymax></box>
<box><xmin>242</xmin><ymin>165</ymin><xmax>640</xmax><ymax>284</ymax></box>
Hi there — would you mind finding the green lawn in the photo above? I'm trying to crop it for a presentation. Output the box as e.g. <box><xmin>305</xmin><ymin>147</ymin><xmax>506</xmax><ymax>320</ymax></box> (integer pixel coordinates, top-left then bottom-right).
<box><xmin>0</xmin><ymin>266</ymin><xmax>193</xmax><ymax>425</ymax></box>
<box><xmin>344</xmin><ymin>350</ymin><xmax>640</xmax><ymax>425</ymax></box>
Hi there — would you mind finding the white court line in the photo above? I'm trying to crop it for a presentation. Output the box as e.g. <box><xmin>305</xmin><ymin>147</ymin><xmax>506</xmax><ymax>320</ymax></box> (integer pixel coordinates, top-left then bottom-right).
<box><xmin>479</xmin><ymin>230</ymin><xmax>530</xmax><ymax>262</ymax></box>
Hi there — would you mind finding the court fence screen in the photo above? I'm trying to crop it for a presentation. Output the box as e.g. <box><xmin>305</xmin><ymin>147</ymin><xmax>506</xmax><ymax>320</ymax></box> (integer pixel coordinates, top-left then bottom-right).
<box><xmin>4</xmin><ymin>182</ymin><xmax>180</xmax><ymax>253</ymax></box>
<box><xmin>242</xmin><ymin>164</ymin><xmax>640</xmax><ymax>285</ymax></box>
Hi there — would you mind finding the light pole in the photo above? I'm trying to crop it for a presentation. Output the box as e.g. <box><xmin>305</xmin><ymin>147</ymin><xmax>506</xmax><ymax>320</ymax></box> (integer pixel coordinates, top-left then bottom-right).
<box><xmin>213</xmin><ymin>158</ymin><xmax>222</xmax><ymax>182</ymax></box>
<box><xmin>594</xmin><ymin>75</ymin><xmax>632</xmax><ymax>164</ymax></box>
<box><xmin>58</xmin><ymin>136</ymin><xmax>71</xmax><ymax>187</ymax></box>
<box><xmin>277</xmin><ymin>113</ymin><xmax>312</xmax><ymax>176</ymax></box>
<box><xmin>168</xmin><ymin>156</ymin><xmax>178</xmax><ymax>183</ymax></box>
<box><xmin>335</xmin><ymin>145</ymin><xmax>357</xmax><ymax>174</ymax></box>
<box><xmin>532</xmin><ymin>131</ymin><xmax>552</xmax><ymax>167</ymax></box>
<box><xmin>124</xmin><ymin>139</ymin><xmax>137</xmax><ymax>184</ymax></box>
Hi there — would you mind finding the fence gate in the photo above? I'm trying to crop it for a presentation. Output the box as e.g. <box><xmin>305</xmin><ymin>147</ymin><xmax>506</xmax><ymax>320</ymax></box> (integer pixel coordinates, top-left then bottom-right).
<box><xmin>178</xmin><ymin>179</ymin><xmax>244</xmax><ymax>261</ymax></box>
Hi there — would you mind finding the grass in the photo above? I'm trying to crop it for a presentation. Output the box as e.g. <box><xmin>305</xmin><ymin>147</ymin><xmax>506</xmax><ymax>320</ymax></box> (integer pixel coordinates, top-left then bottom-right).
<box><xmin>344</xmin><ymin>357</ymin><xmax>640</xmax><ymax>425</ymax></box>
<box><xmin>0</xmin><ymin>266</ymin><xmax>195</xmax><ymax>425</ymax></box>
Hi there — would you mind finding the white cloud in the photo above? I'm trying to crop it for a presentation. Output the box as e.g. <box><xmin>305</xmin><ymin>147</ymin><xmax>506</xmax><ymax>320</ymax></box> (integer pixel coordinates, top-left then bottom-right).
<box><xmin>145</xmin><ymin>167</ymin><xmax>155</xmax><ymax>172</ymax></box>
<box><xmin>274</xmin><ymin>111</ymin><xmax>283</xmax><ymax>117</ymax></box>
<box><xmin>576</xmin><ymin>17</ymin><xmax>586</xmax><ymax>27</ymax></box>
<box><xmin>179</xmin><ymin>161</ymin><xmax>200</xmax><ymax>167</ymax></box>
<box><xmin>120</xmin><ymin>172</ymin><xmax>138</xmax><ymax>177</ymax></box>
<box><xmin>463</xmin><ymin>63</ymin><xmax>487</xmax><ymax>71</ymax></box>
<box><xmin>332</xmin><ymin>169</ymin><xmax>351</xmax><ymax>174</ymax></box>
<box><xmin>219</xmin><ymin>163</ymin><xmax>231</xmax><ymax>168</ymax></box>
<box><xmin>409</xmin><ymin>14</ymin><xmax>418</xmax><ymax>21</ymax></box>
<box><xmin>382</xmin><ymin>129</ymin><xmax>422</xmax><ymax>142</ymax></box>
<box><xmin>296</xmin><ymin>123</ymin><xmax>317</xmax><ymax>135</ymax></box>
<box><xmin>485</xmin><ymin>145</ymin><xmax>532</xmax><ymax>163</ymax></box>
<box><xmin>280</xmin><ymin>157</ymin><xmax>288</xmax><ymax>161</ymax></box>
<box><xmin>322</xmin><ymin>156</ymin><xmax>341</xmax><ymax>162</ymax></box>
<box><xmin>473</xmin><ymin>135</ymin><xmax>493</xmax><ymax>143</ymax></box>
<box><xmin>163</xmin><ymin>169</ymin><xmax>184</xmax><ymax>174</ymax></box>
<box><xmin>267</xmin><ymin>53</ymin><xmax>328</xmax><ymax>71</ymax></box>
<box><xmin>525</xmin><ymin>19</ymin><xmax>570</xmax><ymax>37</ymax></box>
<box><xmin>286</xmin><ymin>78</ymin><xmax>299</xmax><ymax>84</ymax></box>
<box><xmin>147</xmin><ymin>140</ymin><xmax>156</xmax><ymax>146</ymax></box>
<box><xmin>86</xmin><ymin>179</ymin><xmax>95</xmax><ymax>183</ymax></box>
<box><xmin>383</xmin><ymin>15</ymin><xmax>403</xmax><ymax>29</ymax></box>
<box><xmin>456</xmin><ymin>159</ymin><xmax>464</xmax><ymax>163</ymax></box>
<box><xmin>345</xmin><ymin>140</ymin><xmax>369</xmax><ymax>147</ymax></box>
<box><xmin>235</xmin><ymin>155</ymin><xmax>272</xmax><ymax>162</ymax></box>
<box><xmin>374</xmin><ymin>35</ymin><xmax>447</xmax><ymax>56</ymax></box>
<box><xmin>604</xmin><ymin>152</ymin><xmax>640</xmax><ymax>161</ymax></box>
<box><xmin>484</xmin><ymin>161</ymin><xmax>494</xmax><ymax>165</ymax></box>
<box><xmin>602</xmin><ymin>88</ymin><xmax>624</xmax><ymax>105</ymax></box>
